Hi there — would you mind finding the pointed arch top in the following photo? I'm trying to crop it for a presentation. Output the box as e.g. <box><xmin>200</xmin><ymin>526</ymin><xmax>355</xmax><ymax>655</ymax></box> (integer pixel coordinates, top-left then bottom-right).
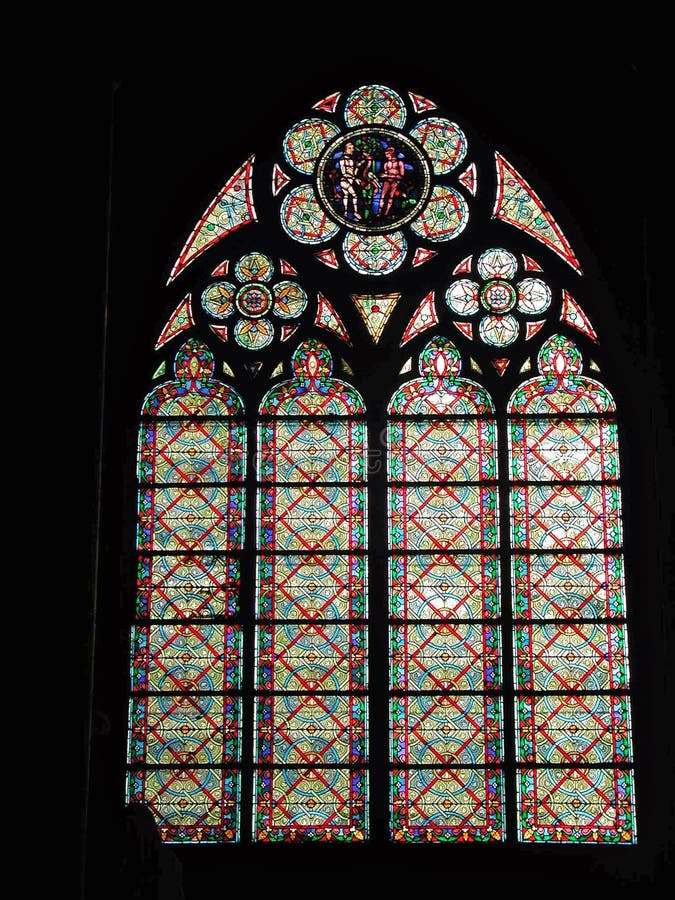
<box><xmin>142</xmin><ymin>339</ymin><xmax>244</xmax><ymax>416</ymax></box>
<box><xmin>388</xmin><ymin>337</ymin><xmax>494</xmax><ymax>415</ymax></box>
<box><xmin>259</xmin><ymin>339</ymin><xmax>365</xmax><ymax>416</ymax></box>
<box><xmin>494</xmin><ymin>152</ymin><xmax>582</xmax><ymax>274</ymax></box>
<box><xmin>509</xmin><ymin>335</ymin><xmax>615</xmax><ymax>415</ymax></box>
<box><xmin>167</xmin><ymin>156</ymin><xmax>257</xmax><ymax>284</ymax></box>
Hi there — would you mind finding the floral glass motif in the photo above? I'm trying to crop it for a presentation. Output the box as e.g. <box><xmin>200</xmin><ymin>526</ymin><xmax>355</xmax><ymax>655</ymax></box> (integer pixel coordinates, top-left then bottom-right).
<box><xmin>508</xmin><ymin>335</ymin><xmax>635</xmax><ymax>843</ymax></box>
<box><xmin>445</xmin><ymin>249</ymin><xmax>552</xmax><ymax>348</ymax></box>
<box><xmin>278</xmin><ymin>84</ymin><xmax>471</xmax><ymax>274</ymax></box>
<box><xmin>128</xmin><ymin>339</ymin><xmax>245</xmax><ymax>842</ymax></box>
<box><xmin>387</xmin><ymin>337</ymin><xmax>504</xmax><ymax>842</ymax></box>
<box><xmin>200</xmin><ymin>252</ymin><xmax>308</xmax><ymax>350</ymax></box>
<box><xmin>254</xmin><ymin>340</ymin><xmax>368</xmax><ymax>842</ymax></box>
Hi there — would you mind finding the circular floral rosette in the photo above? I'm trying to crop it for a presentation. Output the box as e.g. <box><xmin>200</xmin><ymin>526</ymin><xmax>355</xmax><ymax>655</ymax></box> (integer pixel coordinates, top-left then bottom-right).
<box><xmin>200</xmin><ymin>251</ymin><xmax>309</xmax><ymax>351</ymax></box>
<box><xmin>444</xmin><ymin>248</ymin><xmax>553</xmax><ymax>349</ymax></box>
<box><xmin>275</xmin><ymin>84</ymin><xmax>473</xmax><ymax>275</ymax></box>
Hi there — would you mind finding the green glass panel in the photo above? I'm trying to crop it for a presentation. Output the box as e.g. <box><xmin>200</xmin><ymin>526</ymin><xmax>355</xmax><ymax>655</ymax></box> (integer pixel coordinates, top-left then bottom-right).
<box><xmin>259</xmin><ymin>419</ymin><xmax>366</xmax><ymax>482</ymax></box>
<box><xmin>389</xmin><ymin>485</ymin><xmax>498</xmax><ymax>551</ymax></box>
<box><xmin>391</xmin><ymin>694</ymin><xmax>502</xmax><ymax>765</ymax></box>
<box><xmin>391</xmin><ymin>768</ymin><xmax>504</xmax><ymax>842</ymax></box>
<box><xmin>515</xmin><ymin>694</ymin><xmax>632</xmax><ymax>764</ymax></box>
<box><xmin>388</xmin><ymin>418</ymin><xmax>496</xmax><ymax>482</ymax></box>
<box><xmin>257</xmin><ymin>623</ymin><xmax>366</xmax><ymax>692</ymax></box>
<box><xmin>390</xmin><ymin>623</ymin><xmax>500</xmax><ymax>692</ymax></box>
<box><xmin>511</xmin><ymin>553</ymin><xmax>625</xmax><ymax>619</ymax></box>
<box><xmin>515</xmin><ymin>623</ymin><xmax>628</xmax><ymax>692</ymax></box>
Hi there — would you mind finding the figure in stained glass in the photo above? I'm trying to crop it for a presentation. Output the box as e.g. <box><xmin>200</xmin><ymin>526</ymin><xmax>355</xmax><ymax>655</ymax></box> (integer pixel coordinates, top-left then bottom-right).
<box><xmin>379</xmin><ymin>145</ymin><xmax>406</xmax><ymax>217</ymax></box>
<box><xmin>317</xmin><ymin>128</ymin><xmax>430</xmax><ymax>232</ymax></box>
<box><xmin>335</xmin><ymin>140</ymin><xmax>367</xmax><ymax>221</ymax></box>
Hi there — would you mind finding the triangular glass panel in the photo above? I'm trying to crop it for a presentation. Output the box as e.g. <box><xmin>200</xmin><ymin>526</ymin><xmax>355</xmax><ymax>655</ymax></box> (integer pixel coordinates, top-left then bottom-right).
<box><xmin>400</xmin><ymin>291</ymin><xmax>437</xmax><ymax>346</ymax></box>
<box><xmin>561</xmin><ymin>289</ymin><xmax>598</xmax><ymax>341</ymax></box>
<box><xmin>312</xmin><ymin>91</ymin><xmax>341</xmax><ymax>113</ymax></box>
<box><xmin>315</xmin><ymin>293</ymin><xmax>350</xmax><ymax>343</ymax></box>
<box><xmin>494</xmin><ymin>152</ymin><xmax>581</xmax><ymax>273</ymax></box>
<box><xmin>155</xmin><ymin>295</ymin><xmax>194</xmax><ymax>349</ymax></box>
<box><xmin>168</xmin><ymin>156</ymin><xmax>256</xmax><ymax>283</ymax></box>
<box><xmin>352</xmin><ymin>293</ymin><xmax>400</xmax><ymax>342</ymax></box>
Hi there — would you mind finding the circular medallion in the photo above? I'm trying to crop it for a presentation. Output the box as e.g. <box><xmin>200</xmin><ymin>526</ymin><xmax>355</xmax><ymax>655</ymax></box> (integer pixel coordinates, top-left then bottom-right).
<box><xmin>517</xmin><ymin>277</ymin><xmax>552</xmax><ymax>314</ymax></box>
<box><xmin>234</xmin><ymin>252</ymin><xmax>274</xmax><ymax>283</ymax></box>
<box><xmin>282</xmin><ymin>118</ymin><xmax>341</xmax><ymax>174</ymax></box>
<box><xmin>342</xmin><ymin>230</ymin><xmax>407</xmax><ymax>275</ymax></box>
<box><xmin>315</xmin><ymin>127</ymin><xmax>431</xmax><ymax>233</ymax></box>
<box><xmin>280</xmin><ymin>184</ymin><xmax>340</xmax><ymax>244</ymax></box>
<box><xmin>480</xmin><ymin>280</ymin><xmax>517</xmax><ymax>312</ymax></box>
<box><xmin>235</xmin><ymin>283</ymin><xmax>273</xmax><ymax>318</ymax></box>
<box><xmin>343</xmin><ymin>85</ymin><xmax>407</xmax><ymax>128</ymax></box>
<box><xmin>479</xmin><ymin>314</ymin><xmax>519</xmax><ymax>347</ymax></box>
<box><xmin>233</xmin><ymin>317</ymin><xmax>274</xmax><ymax>350</ymax></box>
<box><xmin>201</xmin><ymin>281</ymin><xmax>236</xmax><ymax>318</ymax></box>
<box><xmin>445</xmin><ymin>279</ymin><xmax>480</xmax><ymax>316</ymax></box>
<box><xmin>409</xmin><ymin>185</ymin><xmax>468</xmax><ymax>242</ymax></box>
<box><xmin>273</xmin><ymin>281</ymin><xmax>308</xmax><ymax>319</ymax></box>
<box><xmin>408</xmin><ymin>117</ymin><xmax>467</xmax><ymax>174</ymax></box>
<box><xmin>477</xmin><ymin>248</ymin><xmax>518</xmax><ymax>280</ymax></box>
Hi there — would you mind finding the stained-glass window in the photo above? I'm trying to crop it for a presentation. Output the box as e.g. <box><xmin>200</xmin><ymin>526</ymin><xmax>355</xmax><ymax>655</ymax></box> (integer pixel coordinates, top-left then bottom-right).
<box><xmin>127</xmin><ymin>339</ymin><xmax>245</xmax><ymax>841</ymax></box>
<box><xmin>508</xmin><ymin>335</ymin><xmax>635</xmax><ymax>842</ymax></box>
<box><xmin>254</xmin><ymin>340</ymin><xmax>368</xmax><ymax>841</ymax></box>
<box><xmin>104</xmin><ymin>76</ymin><xmax>657</xmax><ymax>882</ymax></box>
<box><xmin>387</xmin><ymin>337</ymin><xmax>503</xmax><ymax>841</ymax></box>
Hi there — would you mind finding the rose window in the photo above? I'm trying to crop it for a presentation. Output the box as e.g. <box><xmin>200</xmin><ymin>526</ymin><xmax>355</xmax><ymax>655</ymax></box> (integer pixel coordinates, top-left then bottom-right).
<box><xmin>445</xmin><ymin>248</ymin><xmax>552</xmax><ymax>347</ymax></box>
<box><xmin>200</xmin><ymin>251</ymin><xmax>308</xmax><ymax>351</ymax></box>
<box><xmin>276</xmin><ymin>84</ymin><xmax>475</xmax><ymax>276</ymax></box>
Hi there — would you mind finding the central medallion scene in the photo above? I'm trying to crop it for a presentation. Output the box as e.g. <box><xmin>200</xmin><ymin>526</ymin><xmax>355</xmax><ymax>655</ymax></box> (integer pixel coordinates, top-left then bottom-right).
<box><xmin>315</xmin><ymin>127</ymin><xmax>432</xmax><ymax>233</ymax></box>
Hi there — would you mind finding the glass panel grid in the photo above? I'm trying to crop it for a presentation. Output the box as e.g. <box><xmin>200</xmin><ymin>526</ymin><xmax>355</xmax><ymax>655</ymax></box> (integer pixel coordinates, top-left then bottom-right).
<box><xmin>387</xmin><ymin>341</ymin><xmax>503</xmax><ymax>842</ymax></box>
<box><xmin>508</xmin><ymin>356</ymin><xmax>635</xmax><ymax>845</ymax></box>
<box><xmin>128</xmin><ymin>341</ymin><xmax>245</xmax><ymax>843</ymax></box>
<box><xmin>254</xmin><ymin>343</ymin><xmax>368</xmax><ymax>842</ymax></box>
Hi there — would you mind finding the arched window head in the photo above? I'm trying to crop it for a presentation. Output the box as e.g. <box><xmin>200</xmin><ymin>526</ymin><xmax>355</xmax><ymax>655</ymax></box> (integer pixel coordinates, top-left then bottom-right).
<box><xmin>130</xmin><ymin>339</ymin><xmax>246</xmax><ymax>842</ymax></box>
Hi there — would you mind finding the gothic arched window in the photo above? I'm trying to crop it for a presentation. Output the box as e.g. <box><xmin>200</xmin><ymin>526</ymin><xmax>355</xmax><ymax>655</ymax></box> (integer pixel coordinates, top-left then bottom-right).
<box><xmin>85</xmin><ymin>69</ymin><xmax>669</xmax><ymax>892</ymax></box>
<box><xmin>387</xmin><ymin>337</ymin><xmax>502</xmax><ymax>840</ymax></box>
<box><xmin>124</xmin><ymin>81</ymin><xmax>636</xmax><ymax>848</ymax></box>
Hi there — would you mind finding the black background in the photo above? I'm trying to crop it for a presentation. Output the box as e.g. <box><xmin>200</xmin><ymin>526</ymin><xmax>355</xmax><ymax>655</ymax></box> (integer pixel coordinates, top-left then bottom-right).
<box><xmin>80</xmin><ymin>39</ymin><xmax>671</xmax><ymax>897</ymax></box>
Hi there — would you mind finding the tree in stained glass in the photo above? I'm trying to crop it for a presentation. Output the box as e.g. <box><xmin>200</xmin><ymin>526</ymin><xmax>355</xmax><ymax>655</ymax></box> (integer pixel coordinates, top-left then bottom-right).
<box><xmin>255</xmin><ymin>339</ymin><xmax>368</xmax><ymax>841</ymax></box>
<box><xmin>508</xmin><ymin>335</ymin><xmax>635</xmax><ymax>843</ymax></box>
<box><xmin>387</xmin><ymin>337</ymin><xmax>503</xmax><ymax>841</ymax></box>
<box><xmin>128</xmin><ymin>338</ymin><xmax>245</xmax><ymax>842</ymax></box>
